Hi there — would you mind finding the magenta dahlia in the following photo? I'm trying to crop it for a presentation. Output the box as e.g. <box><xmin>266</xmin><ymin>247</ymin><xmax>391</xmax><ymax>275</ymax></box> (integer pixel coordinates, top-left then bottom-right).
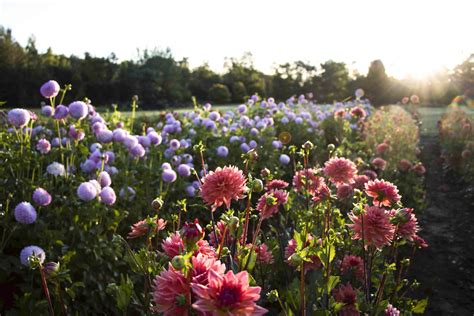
<box><xmin>256</xmin><ymin>189</ymin><xmax>288</xmax><ymax>219</ymax></box>
<box><xmin>364</xmin><ymin>179</ymin><xmax>401</xmax><ymax>207</ymax></box>
<box><xmin>323</xmin><ymin>157</ymin><xmax>357</xmax><ymax>185</ymax></box>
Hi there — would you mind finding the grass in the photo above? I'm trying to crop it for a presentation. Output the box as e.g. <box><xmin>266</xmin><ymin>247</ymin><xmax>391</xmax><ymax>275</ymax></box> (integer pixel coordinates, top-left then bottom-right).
<box><xmin>416</xmin><ymin>106</ymin><xmax>474</xmax><ymax>137</ymax></box>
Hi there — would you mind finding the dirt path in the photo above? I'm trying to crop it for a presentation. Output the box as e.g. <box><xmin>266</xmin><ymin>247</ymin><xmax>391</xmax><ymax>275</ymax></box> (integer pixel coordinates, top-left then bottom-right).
<box><xmin>411</xmin><ymin>135</ymin><xmax>474</xmax><ymax>315</ymax></box>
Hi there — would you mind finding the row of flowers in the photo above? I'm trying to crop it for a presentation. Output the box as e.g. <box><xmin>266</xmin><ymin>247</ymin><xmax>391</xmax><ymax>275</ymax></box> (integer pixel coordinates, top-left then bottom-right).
<box><xmin>0</xmin><ymin>80</ymin><xmax>426</xmax><ymax>314</ymax></box>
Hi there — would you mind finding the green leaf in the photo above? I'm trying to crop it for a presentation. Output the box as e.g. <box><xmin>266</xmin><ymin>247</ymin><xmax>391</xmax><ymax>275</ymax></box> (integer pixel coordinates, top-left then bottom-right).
<box><xmin>327</xmin><ymin>275</ymin><xmax>340</xmax><ymax>294</ymax></box>
<box><xmin>0</xmin><ymin>101</ymin><xmax>6</xmax><ymax>106</ymax></box>
<box><xmin>412</xmin><ymin>298</ymin><xmax>428</xmax><ymax>314</ymax></box>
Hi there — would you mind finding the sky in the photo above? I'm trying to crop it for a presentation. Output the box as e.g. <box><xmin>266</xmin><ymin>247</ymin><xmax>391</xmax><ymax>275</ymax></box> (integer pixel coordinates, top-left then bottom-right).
<box><xmin>1</xmin><ymin>0</ymin><xmax>473</xmax><ymax>79</ymax></box>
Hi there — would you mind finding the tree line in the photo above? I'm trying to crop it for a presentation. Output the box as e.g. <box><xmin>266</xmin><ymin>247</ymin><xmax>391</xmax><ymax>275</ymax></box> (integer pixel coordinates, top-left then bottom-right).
<box><xmin>1</xmin><ymin>26</ymin><xmax>472</xmax><ymax>109</ymax></box>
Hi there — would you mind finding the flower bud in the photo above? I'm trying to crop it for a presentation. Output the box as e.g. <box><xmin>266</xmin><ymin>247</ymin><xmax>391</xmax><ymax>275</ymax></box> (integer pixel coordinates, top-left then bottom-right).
<box><xmin>327</xmin><ymin>144</ymin><xmax>335</xmax><ymax>152</ymax></box>
<box><xmin>228</xmin><ymin>216</ymin><xmax>240</xmax><ymax>232</ymax></box>
<box><xmin>303</xmin><ymin>141</ymin><xmax>314</xmax><ymax>150</ymax></box>
<box><xmin>171</xmin><ymin>255</ymin><xmax>186</xmax><ymax>270</ymax></box>
<box><xmin>151</xmin><ymin>197</ymin><xmax>164</xmax><ymax>211</ymax></box>
<box><xmin>260</xmin><ymin>168</ymin><xmax>270</xmax><ymax>179</ymax></box>
<box><xmin>43</xmin><ymin>262</ymin><xmax>60</xmax><ymax>278</ymax></box>
<box><xmin>252</xmin><ymin>179</ymin><xmax>264</xmax><ymax>193</ymax></box>
<box><xmin>180</xmin><ymin>219</ymin><xmax>204</xmax><ymax>247</ymax></box>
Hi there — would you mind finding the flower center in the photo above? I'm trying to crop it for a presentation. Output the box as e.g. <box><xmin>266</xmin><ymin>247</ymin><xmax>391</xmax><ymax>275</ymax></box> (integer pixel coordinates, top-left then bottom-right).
<box><xmin>217</xmin><ymin>286</ymin><xmax>241</xmax><ymax>307</ymax></box>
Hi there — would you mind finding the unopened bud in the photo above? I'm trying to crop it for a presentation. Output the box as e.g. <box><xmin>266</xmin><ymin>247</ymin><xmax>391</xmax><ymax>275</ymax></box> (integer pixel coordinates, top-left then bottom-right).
<box><xmin>43</xmin><ymin>262</ymin><xmax>60</xmax><ymax>278</ymax></box>
<box><xmin>303</xmin><ymin>141</ymin><xmax>314</xmax><ymax>150</ymax></box>
<box><xmin>327</xmin><ymin>144</ymin><xmax>335</xmax><ymax>152</ymax></box>
<box><xmin>171</xmin><ymin>255</ymin><xmax>186</xmax><ymax>270</ymax></box>
<box><xmin>252</xmin><ymin>179</ymin><xmax>264</xmax><ymax>193</ymax></box>
<box><xmin>151</xmin><ymin>197</ymin><xmax>164</xmax><ymax>211</ymax></box>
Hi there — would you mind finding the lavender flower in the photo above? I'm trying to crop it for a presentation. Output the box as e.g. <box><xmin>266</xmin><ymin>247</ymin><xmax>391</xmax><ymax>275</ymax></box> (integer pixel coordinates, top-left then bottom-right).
<box><xmin>130</xmin><ymin>144</ymin><xmax>145</xmax><ymax>158</ymax></box>
<box><xmin>216</xmin><ymin>146</ymin><xmax>229</xmax><ymax>157</ymax></box>
<box><xmin>169</xmin><ymin>139</ymin><xmax>180</xmax><ymax>150</ymax></box>
<box><xmin>147</xmin><ymin>131</ymin><xmax>162</xmax><ymax>145</ymax></box>
<box><xmin>98</xmin><ymin>171</ymin><xmax>112</xmax><ymax>187</ymax></box>
<box><xmin>99</xmin><ymin>187</ymin><xmax>116</xmax><ymax>205</ymax></box>
<box><xmin>36</xmin><ymin>139</ymin><xmax>51</xmax><ymax>154</ymax></box>
<box><xmin>32</xmin><ymin>188</ymin><xmax>52</xmax><ymax>206</ymax></box>
<box><xmin>177</xmin><ymin>164</ymin><xmax>191</xmax><ymax>177</ymax></box>
<box><xmin>14</xmin><ymin>202</ymin><xmax>37</xmax><ymax>224</ymax></box>
<box><xmin>162</xmin><ymin>162</ymin><xmax>172</xmax><ymax>170</ymax></box>
<box><xmin>20</xmin><ymin>246</ymin><xmax>45</xmax><ymax>267</ymax></box>
<box><xmin>8</xmin><ymin>109</ymin><xmax>30</xmax><ymax>127</ymax></box>
<box><xmin>46</xmin><ymin>162</ymin><xmax>65</xmax><ymax>176</ymax></box>
<box><xmin>162</xmin><ymin>169</ymin><xmax>177</xmax><ymax>183</ymax></box>
<box><xmin>185</xmin><ymin>185</ymin><xmax>196</xmax><ymax>197</ymax></box>
<box><xmin>119</xmin><ymin>186</ymin><xmax>136</xmax><ymax>201</ymax></box>
<box><xmin>53</xmin><ymin>105</ymin><xmax>69</xmax><ymax>120</ymax></box>
<box><xmin>96</xmin><ymin>129</ymin><xmax>113</xmax><ymax>143</ymax></box>
<box><xmin>279</xmin><ymin>154</ymin><xmax>290</xmax><ymax>165</ymax></box>
<box><xmin>40</xmin><ymin>80</ymin><xmax>60</xmax><ymax>98</ymax></box>
<box><xmin>77</xmin><ymin>181</ymin><xmax>99</xmax><ymax>201</ymax></box>
<box><xmin>41</xmin><ymin>105</ymin><xmax>54</xmax><ymax>117</ymax></box>
<box><xmin>68</xmin><ymin>101</ymin><xmax>88</xmax><ymax>120</ymax></box>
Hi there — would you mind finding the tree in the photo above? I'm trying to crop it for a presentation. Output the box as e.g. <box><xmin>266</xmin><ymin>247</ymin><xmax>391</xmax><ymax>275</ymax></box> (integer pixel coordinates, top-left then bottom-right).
<box><xmin>208</xmin><ymin>83</ymin><xmax>231</xmax><ymax>104</ymax></box>
<box><xmin>316</xmin><ymin>61</ymin><xmax>350</xmax><ymax>103</ymax></box>
<box><xmin>364</xmin><ymin>60</ymin><xmax>390</xmax><ymax>105</ymax></box>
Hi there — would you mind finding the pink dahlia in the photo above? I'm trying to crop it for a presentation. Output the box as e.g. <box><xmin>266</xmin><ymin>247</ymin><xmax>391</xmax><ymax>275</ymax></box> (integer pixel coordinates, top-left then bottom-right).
<box><xmin>256</xmin><ymin>189</ymin><xmax>288</xmax><ymax>219</ymax></box>
<box><xmin>412</xmin><ymin>163</ymin><xmax>426</xmax><ymax>175</ymax></box>
<box><xmin>412</xmin><ymin>235</ymin><xmax>428</xmax><ymax>249</ymax></box>
<box><xmin>391</xmin><ymin>208</ymin><xmax>419</xmax><ymax>241</ymax></box>
<box><xmin>162</xmin><ymin>232</ymin><xmax>185</xmax><ymax>258</ymax></box>
<box><xmin>200</xmin><ymin>166</ymin><xmax>247</xmax><ymax>210</ymax></box>
<box><xmin>376</xmin><ymin>143</ymin><xmax>390</xmax><ymax>155</ymax></box>
<box><xmin>190</xmin><ymin>253</ymin><xmax>226</xmax><ymax>286</ymax></box>
<box><xmin>323</xmin><ymin>157</ymin><xmax>357</xmax><ymax>185</ymax></box>
<box><xmin>192</xmin><ymin>270</ymin><xmax>267</xmax><ymax>315</ymax></box>
<box><xmin>371</xmin><ymin>157</ymin><xmax>387</xmax><ymax>171</ymax></box>
<box><xmin>255</xmin><ymin>243</ymin><xmax>274</xmax><ymax>264</ymax></box>
<box><xmin>398</xmin><ymin>159</ymin><xmax>412</xmax><ymax>172</ymax></box>
<box><xmin>348</xmin><ymin>205</ymin><xmax>396</xmax><ymax>249</ymax></box>
<box><xmin>128</xmin><ymin>218</ymin><xmax>166</xmax><ymax>239</ymax></box>
<box><xmin>332</xmin><ymin>283</ymin><xmax>359</xmax><ymax>316</ymax></box>
<box><xmin>265</xmin><ymin>179</ymin><xmax>289</xmax><ymax>190</ymax></box>
<box><xmin>152</xmin><ymin>263</ymin><xmax>190</xmax><ymax>315</ymax></box>
<box><xmin>334</xmin><ymin>109</ymin><xmax>346</xmax><ymax>118</ymax></box>
<box><xmin>337</xmin><ymin>183</ymin><xmax>353</xmax><ymax>200</ymax></box>
<box><xmin>353</xmin><ymin>175</ymin><xmax>370</xmax><ymax>190</ymax></box>
<box><xmin>196</xmin><ymin>240</ymin><xmax>217</xmax><ymax>259</ymax></box>
<box><xmin>364</xmin><ymin>179</ymin><xmax>401</xmax><ymax>207</ymax></box>
<box><xmin>340</xmin><ymin>255</ymin><xmax>364</xmax><ymax>280</ymax></box>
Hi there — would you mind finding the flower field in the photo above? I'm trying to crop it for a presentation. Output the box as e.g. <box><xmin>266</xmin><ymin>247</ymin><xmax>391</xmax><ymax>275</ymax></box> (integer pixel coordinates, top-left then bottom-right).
<box><xmin>0</xmin><ymin>81</ymin><xmax>431</xmax><ymax>315</ymax></box>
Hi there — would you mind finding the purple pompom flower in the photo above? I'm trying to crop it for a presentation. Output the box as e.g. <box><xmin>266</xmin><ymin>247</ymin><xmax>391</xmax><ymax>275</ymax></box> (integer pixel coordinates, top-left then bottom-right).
<box><xmin>177</xmin><ymin>164</ymin><xmax>191</xmax><ymax>177</ymax></box>
<box><xmin>41</xmin><ymin>105</ymin><xmax>54</xmax><ymax>117</ymax></box>
<box><xmin>32</xmin><ymin>188</ymin><xmax>52</xmax><ymax>206</ymax></box>
<box><xmin>14</xmin><ymin>202</ymin><xmax>37</xmax><ymax>224</ymax></box>
<box><xmin>68</xmin><ymin>101</ymin><xmax>88</xmax><ymax>120</ymax></box>
<box><xmin>96</xmin><ymin>129</ymin><xmax>113</xmax><ymax>143</ymax></box>
<box><xmin>169</xmin><ymin>139</ymin><xmax>180</xmax><ymax>150</ymax></box>
<box><xmin>46</xmin><ymin>162</ymin><xmax>65</xmax><ymax>176</ymax></box>
<box><xmin>162</xmin><ymin>169</ymin><xmax>177</xmax><ymax>183</ymax></box>
<box><xmin>99</xmin><ymin>187</ymin><xmax>116</xmax><ymax>205</ymax></box>
<box><xmin>130</xmin><ymin>144</ymin><xmax>146</xmax><ymax>158</ymax></box>
<box><xmin>98</xmin><ymin>171</ymin><xmax>112</xmax><ymax>187</ymax></box>
<box><xmin>20</xmin><ymin>246</ymin><xmax>45</xmax><ymax>267</ymax></box>
<box><xmin>279</xmin><ymin>154</ymin><xmax>290</xmax><ymax>165</ymax></box>
<box><xmin>53</xmin><ymin>105</ymin><xmax>69</xmax><ymax>120</ymax></box>
<box><xmin>216</xmin><ymin>146</ymin><xmax>229</xmax><ymax>157</ymax></box>
<box><xmin>40</xmin><ymin>80</ymin><xmax>60</xmax><ymax>98</ymax></box>
<box><xmin>77</xmin><ymin>181</ymin><xmax>99</xmax><ymax>201</ymax></box>
<box><xmin>36</xmin><ymin>138</ymin><xmax>51</xmax><ymax>154</ymax></box>
<box><xmin>8</xmin><ymin>109</ymin><xmax>30</xmax><ymax>128</ymax></box>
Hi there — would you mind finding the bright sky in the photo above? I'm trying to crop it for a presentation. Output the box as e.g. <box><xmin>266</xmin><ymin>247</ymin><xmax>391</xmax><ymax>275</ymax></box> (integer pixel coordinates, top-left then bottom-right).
<box><xmin>1</xmin><ymin>0</ymin><xmax>473</xmax><ymax>79</ymax></box>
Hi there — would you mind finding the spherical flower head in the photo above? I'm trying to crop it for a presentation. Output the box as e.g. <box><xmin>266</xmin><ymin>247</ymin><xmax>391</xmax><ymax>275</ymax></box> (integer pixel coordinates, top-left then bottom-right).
<box><xmin>324</xmin><ymin>157</ymin><xmax>357</xmax><ymax>185</ymax></box>
<box><xmin>279</xmin><ymin>154</ymin><xmax>290</xmax><ymax>165</ymax></box>
<box><xmin>190</xmin><ymin>253</ymin><xmax>226</xmax><ymax>286</ymax></box>
<box><xmin>180</xmin><ymin>219</ymin><xmax>205</xmax><ymax>248</ymax></box>
<box><xmin>98</xmin><ymin>171</ymin><xmax>112</xmax><ymax>187</ymax></box>
<box><xmin>410</xmin><ymin>94</ymin><xmax>420</xmax><ymax>104</ymax></box>
<box><xmin>216</xmin><ymin>146</ymin><xmax>229</xmax><ymax>157</ymax></box>
<box><xmin>371</xmin><ymin>157</ymin><xmax>387</xmax><ymax>171</ymax></box>
<box><xmin>337</xmin><ymin>183</ymin><xmax>353</xmax><ymax>200</ymax></box>
<box><xmin>169</xmin><ymin>139</ymin><xmax>181</xmax><ymax>150</ymax></box>
<box><xmin>255</xmin><ymin>243</ymin><xmax>274</xmax><ymax>264</ymax></box>
<box><xmin>364</xmin><ymin>179</ymin><xmax>401</xmax><ymax>207</ymax></box>
<box><xmin>130</xmin><ymin>144</ymin><xmax>146</xmax><ymax>158</ymax></box>
<box><xmin>68</xmin><ymin>101</ymin><xmax>88</xmax><ymax>120</ymax></box>
<box><xmin>209</xmin><ymin>111</ymin><xmax>220</xmax><ymax>121</ymax></box>
<box><xmin>265</xmin><ymin>179</ymin><xmax>289</xmax><ymax>190</ymax></box>
<box><xmin>77</xmin><ymin>181</ymin><xmax>99</xmax><ymax>201</ymax></box>
<box><xmin>36</xmin><ymin>138</ymin><xmax>51</xmax><ymax>154</ymax></box>
<box><xmin>152</xmin><ymin>263</ymin><xmax>190</xmax><ymax>315</ymax></box>
<box><xmin>200</xmin><ymin>166</ymin><xmax>247</xmax><ymax>210</ymax></box>
<box><xmin>348</xmin><ymin>205</ymin><xmax>396</xmax><ymax>249</ymax></box>
<box><xmin>14</xmin><ymin>202</ymin><xmax>37</xmax><ymax>224</ymax></box>
<box><xmin>41</xmin><ymin>105</ymin><xmax>54</xmax><ymax>117</ymax></box>
<box><xmin>20</xmin><ymin>245</ymin><xmax>45</xmax><ymax>267</ymax></box>
<box><xmin>40</xmin><ymin>80</ymin><xmax>60</xmax><ymax>98</ymax></box>
<box><xmin>53</xmin><ymin>105</ymin><xmax>69</xmax><ymax>120</ymax></box>
<box><xmin>341</xmin><ymin>255</ymin><xmax>364</xmax><ymax>280</ymax></box>
<box><xmin>256</xmin><ymin>189</ymin><xmax>288</xmax><ymax>220</ymax></box>
<box><xmin>119</xmin><ymin>186</ymin><xmax>136</xmax><ymax>201</ymax></box>
<box><xmin>32</xmin><ymin>188</ymin><xmax>52</xmax><ymax>206</ymax></box>
<box><xmin>8</xmin><ymin>109</ymin><xmax>30</xmax><ymax>128</ymax></box>
<box><xmin>96</xmin><ymin>129</ymin><xmax>113</xmax><ymax>143</ymax></box>
<box><xmin>162</xmin><ymin>169</ymin><xmax>177</xmax><ymax>183</ymax></box>
<box><xmin>177</xmin><ymin>164</ymin><xmax>191</xmax><ymax>177</ymax></box>
<box><xmin>385</xmin><ymin>303</ymin><xmax>401</xmax><ymax>316</ymax></box>
<box><xmin>99</xmin><ymin>187</ymin><xmax>116</xmax><ymax>205</ymax></box>
<box><xmin>138</xmin><ymin>135</ymin><xmax>151</xmax><ymax>148</ymax></box>
<box><xmin>192</xmin><ymin>270</ymin><xmax>267</xmax><ymax>316</ymax></box>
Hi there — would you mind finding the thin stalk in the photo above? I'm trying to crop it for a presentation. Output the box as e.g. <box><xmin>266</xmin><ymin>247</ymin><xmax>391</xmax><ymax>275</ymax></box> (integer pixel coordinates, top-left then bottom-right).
<box><xmin>39</xmin><ymin>265</ymin><xmax>55</xmax><ymax>316</ymax></box>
